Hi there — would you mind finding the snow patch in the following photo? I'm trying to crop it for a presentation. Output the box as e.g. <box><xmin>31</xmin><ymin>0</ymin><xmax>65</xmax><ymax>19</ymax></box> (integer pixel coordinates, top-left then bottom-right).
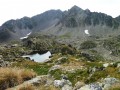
<box><xmin>20</xmin><ymin>32</ymin><xmax>31</xmax><ymax>40</ymax></box>
<box><xmin>84</xmin><ymin>30</ymin><xmax>90</xmax><ymax>35</ymax></box>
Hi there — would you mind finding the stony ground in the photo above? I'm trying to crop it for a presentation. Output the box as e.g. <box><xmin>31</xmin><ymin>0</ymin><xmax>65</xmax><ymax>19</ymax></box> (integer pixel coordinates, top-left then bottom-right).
<box><xmin>0</xmin><ymin>36</ymin><xmax>120</xmax><ymax>90</ymax></box>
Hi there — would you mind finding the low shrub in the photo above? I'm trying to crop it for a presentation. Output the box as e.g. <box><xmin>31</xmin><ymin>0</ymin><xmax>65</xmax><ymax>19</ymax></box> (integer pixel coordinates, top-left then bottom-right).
<box><xmin>80</xmin><ymin>40</ymin><xmax>97</xmax><ymax>49</ymax></box>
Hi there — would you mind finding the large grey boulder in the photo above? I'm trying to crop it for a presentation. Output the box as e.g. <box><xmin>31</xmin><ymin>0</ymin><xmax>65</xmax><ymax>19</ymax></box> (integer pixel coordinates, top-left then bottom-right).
<box><xmin>62</xmin><ymin>84</ymin><xmax>72</xmax><ymax>90</ymax></box>
<box><xmin>54</xmin><ymin>79</ymin><xmax>72</xmax><ymax>89</ymax></box>
<box><xmin>102</xmin><ymin>77</ymin><xmax>119</xmax><ymax>89</ymax></box>
<box><xmin>78</xmin><ymin>83</ymin><xmax>102</xmax><ymax>90</ymax></box>
<box><xmin>103</xmin><ymin>63</ymin><xmax>109</xmax><ymax>68</ymax></box>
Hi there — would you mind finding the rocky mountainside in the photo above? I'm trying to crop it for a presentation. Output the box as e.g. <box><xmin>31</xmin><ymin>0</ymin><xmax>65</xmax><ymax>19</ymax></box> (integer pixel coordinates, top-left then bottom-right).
<box><xmin>0</xmin><ymin>10</ymin><xmax>62</xmax><ymax>42</ymax></box>
<box><xmin>1</xmin><ymin>5</ymin><xmax>120</xmax><ymax>42</ymax></box>
<box><xmin>42</xmin><ymin>6</ymin><xmax>120</xmax><ymax>38</ymax></box>
<box><xmin>0</xmin><ymin>5</ymin><xmax>120</xmax><ymax>90</ymax></box>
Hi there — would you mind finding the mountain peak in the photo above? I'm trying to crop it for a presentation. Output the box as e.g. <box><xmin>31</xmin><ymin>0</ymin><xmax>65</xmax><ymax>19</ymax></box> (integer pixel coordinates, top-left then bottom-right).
<box><xmin>70</xmin><ymin>5</ymin><xmax>83</xmax><ymax>11</ymax></box>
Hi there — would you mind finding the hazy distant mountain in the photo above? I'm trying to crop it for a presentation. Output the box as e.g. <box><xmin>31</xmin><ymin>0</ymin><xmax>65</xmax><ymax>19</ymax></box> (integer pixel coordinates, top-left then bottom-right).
<box><xmin>0</xmin><ymin>5</ymin><xmax>120</xmax><ymax>42</ymax></box>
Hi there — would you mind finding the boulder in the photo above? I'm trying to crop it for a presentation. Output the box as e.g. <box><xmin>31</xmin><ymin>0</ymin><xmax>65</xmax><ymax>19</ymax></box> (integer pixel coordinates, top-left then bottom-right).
<box><xmin>73</xmin><ymin>81</ymin><xmax>85</xmax><ymax>90</ymax></box>
<box><xmin>61</xmin><ymin>74</ymin><xmax>68</xmax><ymax>80</ymax></box>
<box><xmin>54</xmin><ymin>79</ymin><xmax>72</xmax><ymax>89</ymax></box>
<box><xmin>0</xmin><ymin>60</ymin><xmax>10</xmax><ymax>67</ymax></box>
<box><xmin>103</xmin><ymin>63</ymin><xmax>109</xmax><ymax>68</ymax></box>
<box><xmin>102</xmin><ymin>77</ymin><xmax>119</xmax><ymax>89</ymax></box>
<box><xmin>0</xmin><ymin>55</ymin><xmax>3</xmax><ymax>59</ymax></box>
<box><xmin>117</xmin><ymin>63</ymin><xmax>120</xmax><ymax>67</ymax></box>
<box><xmin>62</xmin><ymin>85</ymin><xmax>73</xmax><ymax>90</ymax></box>
<box><xmin>54</xmin><ymin>80</ymin><xmax>65</xmax><ymax>87</ymax></box>
<box><xmin>103</xmin><ymin>77</ymin><xmax>119</xmax><ymax>85</ymax></box>
<box><xmin>79</xmin><ymin>83</ymin><xmax>102</xmax><ymax>90</ymax></box>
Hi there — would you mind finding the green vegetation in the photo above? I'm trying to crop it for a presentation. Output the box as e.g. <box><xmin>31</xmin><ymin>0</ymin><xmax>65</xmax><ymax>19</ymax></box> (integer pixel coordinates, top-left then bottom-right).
<box><xmin>80</xmin><ymin>40</ymin><xmax>97</xmax><ymax>49</ymax></box>
<box><xmin>49</xmin><ymin>69</ymin><xmax>89</xmax><ymax>85</ymax></box>
<box><xmin>60</xmin><ymin>44</ymin><xmax>76</xmax><ymax>55</ymax></box>
<box><xmin>49</xmin><ymin>69</ymin><xmax>62</xmax><ymax>80</ymax></box>
<box><xmin>86</xmin><ymin>70</ymin><xmax>107</xmax><ymax>83</ymax></box>
<box><xmin>66</xmin><ymin>69</ymin><xmax>89</xmax><ymax>85</ymax></box>
<box><xmin>103</xmin><ymin>35</ymin><xmax>120</xmax><ymax>56</ymax></box>
<box><xmin>109</xmin><ymin>83</ymin><xmax>120</xmax><ymax>90</ymax></box>
<box><xmin>12</xmin><ymin>60</ymin><xmax>51</xmax><ymax>75</ymax></box>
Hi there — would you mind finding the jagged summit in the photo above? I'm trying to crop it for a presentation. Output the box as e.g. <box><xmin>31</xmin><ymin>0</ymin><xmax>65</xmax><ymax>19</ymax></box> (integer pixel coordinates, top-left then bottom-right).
<box><xmin>0</xmin><ymin>5</ymin><xmax>120</xmax><ymax>42</ymax></box>
<box><xmin>70</xmin><ymin>5</ymin><xmax>83</xmax><ymax>11</ymax></box>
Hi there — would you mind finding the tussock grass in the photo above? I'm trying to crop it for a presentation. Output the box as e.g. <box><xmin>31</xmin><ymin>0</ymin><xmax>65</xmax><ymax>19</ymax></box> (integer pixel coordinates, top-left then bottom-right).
<box><xmin>12</xmin><ymin>84</ymin><xmax>60</xmax><ymax>90</ymax></box>
<box><xmin>12</xmin><ymin>60</ymin><xmax>51</xmax><ymax>75</ymax></box>
<box><xmin>18</xmin><ymin>84</ymin><xmax>35</xmax><ymax>90</ymax></box>
<box><xmin>0</xmin><ymin>67</ymin><xmax>36</xmax><ymax>90</ymax></box>
<box><xmin>37</xmin><ymin>85</ymin><xmax>60</xmax><ymax>90</ymax></box>
<box><xmin>109</xmin><ymin>83</ymin><xmax>120</xmax><ymax>90</ymax></box>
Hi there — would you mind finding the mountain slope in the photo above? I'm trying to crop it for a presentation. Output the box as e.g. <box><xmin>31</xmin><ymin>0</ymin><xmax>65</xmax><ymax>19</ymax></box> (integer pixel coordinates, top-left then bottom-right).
<box><xmin>0</xmin><ymin>10</ymin><xmax>62</xmax><ymax>42</ymax></box>
<box><xmin>42</xmin><ymin>6</ymin><xmax>120</xmax><ymax>38</ymax></box>
<box><xmin>0</xmin><ymin>5</ymin><xmax>120</xmax><ymax>42</ymax></box>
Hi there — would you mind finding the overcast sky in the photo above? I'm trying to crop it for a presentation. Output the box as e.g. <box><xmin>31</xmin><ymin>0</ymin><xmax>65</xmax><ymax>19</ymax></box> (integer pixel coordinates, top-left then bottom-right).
<box><xmin>0</xmin><ymin>0</ymin><xmax>120</xmax><ymax>26</ymax></box>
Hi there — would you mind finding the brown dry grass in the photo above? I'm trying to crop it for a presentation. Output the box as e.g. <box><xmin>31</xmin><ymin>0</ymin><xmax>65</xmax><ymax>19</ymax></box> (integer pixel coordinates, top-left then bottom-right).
<box><xmin>37</xmin><ymin>85</ymin><xmax>60</xmax><ymax>90</ymax></box>
<box><xmin>8</xmin><ymin>84</ymin><xmax>60</xmax><ymax>90</ymax></box>
<box><xmin>0</xmin><ymin>67</ymin><xmax>36</xmax><ymax>90</ymax></box>
<box><xmin>18</xmin><ymin>84</ymin><xmax>35</xmax><ymax>90</ymax></box>
<box><xmin>108</xmin><ymin>83</ymin><xmax>120</xmax><ymax>90</ymax></box>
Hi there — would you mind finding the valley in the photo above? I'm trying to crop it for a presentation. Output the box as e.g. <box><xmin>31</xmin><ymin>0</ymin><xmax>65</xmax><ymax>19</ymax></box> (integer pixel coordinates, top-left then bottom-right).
<box><xmin>0</xmin><ymin>5</ymin><xmax>120</xmax><ymax>90</ymax></box>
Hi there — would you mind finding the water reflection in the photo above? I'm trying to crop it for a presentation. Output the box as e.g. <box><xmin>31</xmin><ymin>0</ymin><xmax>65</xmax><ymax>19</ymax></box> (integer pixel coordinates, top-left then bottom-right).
<box><xmin>22</xmin><ymin>51</ymin><xmax>51</xmax><ymax>62</ymax></box>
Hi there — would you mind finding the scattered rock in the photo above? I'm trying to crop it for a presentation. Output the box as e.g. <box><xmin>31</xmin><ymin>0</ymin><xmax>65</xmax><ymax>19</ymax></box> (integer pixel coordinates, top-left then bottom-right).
<box><xmin>11</xmin><ymin>44</ymin><xmax>18</xmax><ymax>47</ymax></box>
<box><xmin>103</xmin><ymin>77</ymin><xmax>119</xmax><ymax>85</ymax></box>
<box><xmin>49</xmin><ymin>65</ymin><xmax>61</xmax><ymax>72</ymax></box>
<box><xmin>54</xmin><ymin>80</ymin><xmax>65</xmax><ymax>87</ymax></box>
<box><xmin>117</xmin><ymin>63</ymin><xmax>120</xmax><ymax>67</ymax></box>
<box><xmin>54</xmin><ymin>79</ymin><xmax>72</xmax><ymax>89</ymax></box>
<box><xmin>0</xmin><ymin>60</ymin><xmax>10</xmax><ymax>67</ymax></box>
<box><xmin>73</xmin><ymin>81</ymin><xmax>85</xmax><ymax>90</ymax></box>
<box><xmin>56</xmin><ymin>57</ymin><xmax>68</xmax><ymax>64</ymax></box>
<box><xmin>62</xmin><ymin>84</ymin><xmax>73</xmax><ymax>90</ymax></box>
<box><xmin>103</xmin><ymin>63</ymin><xmax>109</xmax><ymax>68</ymax></box>
<box><xmin>78</xmin><ymin>83</ymin><xmax>102</xmax><ymax>90</ymax></box>
<box><xmin>7</xmin><ymin>75</ymin><xmax>48</xmax><ymax>90</ymax></box>
<box><xmin>102</xmin><ymin>77</ymin><xmax>119</xmax><ymax>89</ymax></box>
<box><xmin>0</xmin><ymin>55</ymin><xmax>3</xmax><ymax>59</ymax></box>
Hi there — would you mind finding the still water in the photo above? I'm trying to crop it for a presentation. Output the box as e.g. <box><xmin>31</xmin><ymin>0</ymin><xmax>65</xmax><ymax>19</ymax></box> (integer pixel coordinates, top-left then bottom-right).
<box><xmin>22</xmin><ymin>51</ymin><xmax>51</xmax><ymax>62</ymax></box>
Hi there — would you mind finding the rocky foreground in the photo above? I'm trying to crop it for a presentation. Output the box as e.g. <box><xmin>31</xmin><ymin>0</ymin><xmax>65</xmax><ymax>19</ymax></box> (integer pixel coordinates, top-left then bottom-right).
<box><xmin>0</xmin><ymin>35</ymin><xmax>120</xmax><ymax>90</ymax></box>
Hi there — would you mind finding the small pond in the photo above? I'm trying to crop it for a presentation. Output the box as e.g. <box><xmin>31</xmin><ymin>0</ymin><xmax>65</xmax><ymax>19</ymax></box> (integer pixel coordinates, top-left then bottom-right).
<box><xmin>22</xmin><ymin>51</ymin><xmax>51</xmax><ymax>62</ymax></box>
